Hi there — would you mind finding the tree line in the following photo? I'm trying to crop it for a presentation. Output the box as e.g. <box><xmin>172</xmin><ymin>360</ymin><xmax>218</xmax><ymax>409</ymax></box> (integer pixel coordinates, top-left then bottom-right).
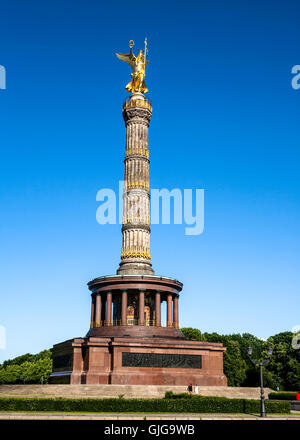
<box><xmin>181</xmin><ymin>329</ymin><xmax>300</xmax><ymax>390</ymax></box>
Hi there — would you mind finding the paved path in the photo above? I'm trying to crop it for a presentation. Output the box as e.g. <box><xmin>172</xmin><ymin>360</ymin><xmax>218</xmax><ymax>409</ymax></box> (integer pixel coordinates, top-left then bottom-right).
<box><xmin>0</xmin><ymin>412</ymin><xmax>299</xmax><ymax>420</ymax></box>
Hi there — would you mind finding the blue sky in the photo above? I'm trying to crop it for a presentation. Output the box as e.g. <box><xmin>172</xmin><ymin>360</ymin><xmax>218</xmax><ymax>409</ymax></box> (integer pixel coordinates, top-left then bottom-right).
<box><xmin>0</xmin><ymin>0</ymin><xmax>299</xmax><ymax>362</ymax></box>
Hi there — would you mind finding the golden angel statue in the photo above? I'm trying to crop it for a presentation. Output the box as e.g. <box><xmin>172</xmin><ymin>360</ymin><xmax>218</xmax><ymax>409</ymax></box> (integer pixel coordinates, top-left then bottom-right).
<box><xmin>116</xmin><ymin>39</ymin><xmax>149</xmax><ymax>94</ymax></box>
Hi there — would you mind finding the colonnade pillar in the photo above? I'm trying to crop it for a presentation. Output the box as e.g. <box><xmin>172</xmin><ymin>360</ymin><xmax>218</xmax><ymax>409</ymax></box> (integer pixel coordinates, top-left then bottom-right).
<box><xmin>167</xmin><ymin>294</ymin><xmax>173</xmax><ymax>327</ymax></box>
<box><xmin>95</xmin><ymin>294</ymin><xmax>102</xmax><ymax>327</ymax></box>
<box><xmin>90</xmin><ymin>297</ymin><xmax>95</xmax><ymax>327</ymax></box>
<box><xmin>139</xmin><ymin>290</ymin><xmax>145</xmax><ymax>325</ymax></box>
<box><xmin>155</xmin><ymin>291</ymin><xmax>161</xmax><ymax>326</ymax></box>
<box><xmin>121</xmin><ymin>290</ymin><xmax>127</xmax><ymax>326</ymax></box>
<box><xmin>173</xmin><ymin>295</ymin><xmax>179</xmax><ymax>328</ymax></box>
<box><xmin>106</xmin><ymin>292</ymin><xmax>112</xmax><ymax>326</ymax></box>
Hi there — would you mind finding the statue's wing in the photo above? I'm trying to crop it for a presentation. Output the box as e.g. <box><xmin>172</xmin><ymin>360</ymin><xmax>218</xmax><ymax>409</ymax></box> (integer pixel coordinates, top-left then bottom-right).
<box><xmin>116</xmin><ymin>52</ymin><xmax>136</xmax><ymax>69</ymax></box>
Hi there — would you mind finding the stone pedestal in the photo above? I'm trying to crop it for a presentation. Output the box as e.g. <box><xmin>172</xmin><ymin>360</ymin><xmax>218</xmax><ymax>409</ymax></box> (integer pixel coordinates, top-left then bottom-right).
<box><xmin>50</xmin><ymin>337</ymin><xmax>227</xmax><ymax>386</ymax></box>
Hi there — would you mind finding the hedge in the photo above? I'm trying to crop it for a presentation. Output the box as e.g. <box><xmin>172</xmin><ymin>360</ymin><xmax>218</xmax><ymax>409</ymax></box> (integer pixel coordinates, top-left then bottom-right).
<box><xmin>269</xmin><ymin>392</ymin><xmax>299</xmax><ymax>401</ymax></box>
<box><xmin>164</xmin><ymin>391</ymin><xmax>194</xmax><ymax>399</ymax></box>
<box><xmin>0</xmin><ymin>396</ymin><xmax>290</xmax><ymax>414</ymax></box>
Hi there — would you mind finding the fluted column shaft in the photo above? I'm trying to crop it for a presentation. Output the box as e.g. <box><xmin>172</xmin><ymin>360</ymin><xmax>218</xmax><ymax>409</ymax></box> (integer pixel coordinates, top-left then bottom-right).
<box><xmin>117</xmin><ymin>94</ymin><xmax>154</xmax><ymax>275</ymax></box>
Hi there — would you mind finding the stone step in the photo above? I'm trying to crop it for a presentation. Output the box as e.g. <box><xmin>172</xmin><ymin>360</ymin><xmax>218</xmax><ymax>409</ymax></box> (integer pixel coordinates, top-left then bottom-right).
<box><xmin>0</xmin><ymin>385</ymin><xmax>273</xmax><ymax>400</ymax></box>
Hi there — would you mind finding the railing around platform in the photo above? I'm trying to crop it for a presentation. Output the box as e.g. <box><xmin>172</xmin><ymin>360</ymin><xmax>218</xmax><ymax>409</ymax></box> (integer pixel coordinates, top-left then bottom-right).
<box><xmin>90</xmin><ymin>319</ymin><xmax>177</xmax><ymax>328</ymax></box>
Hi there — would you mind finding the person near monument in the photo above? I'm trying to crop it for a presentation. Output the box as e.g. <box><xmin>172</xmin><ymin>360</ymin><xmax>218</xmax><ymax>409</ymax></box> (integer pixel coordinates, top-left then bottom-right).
<box><xmin>194</xmin><ymin>384</ymin><xmax>199</xmax><ymax>394</ymax></box>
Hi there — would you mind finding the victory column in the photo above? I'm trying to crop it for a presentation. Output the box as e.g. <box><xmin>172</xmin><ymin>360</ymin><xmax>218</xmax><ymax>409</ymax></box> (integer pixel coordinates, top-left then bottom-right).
<box><xmin>50</xmin><ymin>40</ymin><xmax>227</xmax><ymax>386</ymax></box>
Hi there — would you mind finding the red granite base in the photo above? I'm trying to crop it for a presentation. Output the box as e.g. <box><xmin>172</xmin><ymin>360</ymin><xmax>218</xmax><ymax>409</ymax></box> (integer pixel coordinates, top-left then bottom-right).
<box><xmin>50</xmin><ymin>336</ymin><xmax>227</xmax><ymax>386</ymax></box>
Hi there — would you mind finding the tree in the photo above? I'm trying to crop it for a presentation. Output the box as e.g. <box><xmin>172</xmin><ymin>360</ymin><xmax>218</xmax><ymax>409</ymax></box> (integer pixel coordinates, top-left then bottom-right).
<box><xmin>0</xmin><ymin>364</ymin><xmax>21</xmax><ymax>384</ymax></box>
<box><xmin>0</xmin><ymin>349</ymin><xmax>52</xmax><ymax>385</ymax></box>
<box><xmin>223</xmin><ymin>340</ymin><xmax>247</xmax><ymax>386</ymax></box>
<box><xmin>181</xmin><ymin>328</ymin><xmax>204</xmax><ymax>341</ymax></box>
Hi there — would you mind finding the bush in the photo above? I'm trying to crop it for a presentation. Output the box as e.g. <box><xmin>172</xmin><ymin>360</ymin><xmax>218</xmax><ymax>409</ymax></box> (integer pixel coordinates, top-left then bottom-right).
<box><xmin>269</xmin><ymin>392</ymin><xmax>298</xmax><ymax>400</ymax></box>
<box><xmin>0</xmin><ymin>396</ymin><xmax>290</xmax><ymax>414</ymax></box>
